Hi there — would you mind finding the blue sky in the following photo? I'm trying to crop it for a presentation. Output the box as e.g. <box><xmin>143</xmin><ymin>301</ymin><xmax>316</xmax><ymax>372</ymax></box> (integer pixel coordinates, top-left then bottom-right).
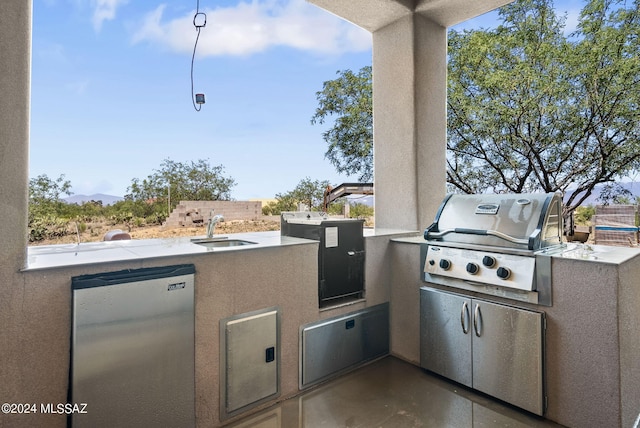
<box><xmin>29</xmin><ymin>0</ymin><xmax>583</xmax><ymax>200</ymax></box>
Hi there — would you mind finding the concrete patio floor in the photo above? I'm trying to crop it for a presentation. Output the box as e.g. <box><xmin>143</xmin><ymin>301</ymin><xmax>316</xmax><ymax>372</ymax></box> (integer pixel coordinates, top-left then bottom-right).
<box><xmin>225</xmin><ymin>356</ymin><xmax>565</xmax><ymax>428</ymax></box>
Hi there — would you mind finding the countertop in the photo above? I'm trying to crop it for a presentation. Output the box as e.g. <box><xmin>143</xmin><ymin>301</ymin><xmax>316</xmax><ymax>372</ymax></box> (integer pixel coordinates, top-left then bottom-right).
<box><xmin>25</xmin><ymin>231</ymin><xmax>315</xmax><ymax>271</ymax></box>
<box><xmin>391</xmin><ymin>236</ymin><xmax>640</xmax><ymax>265</ymax></box>
<box><xmin>550</xmin><ymin>242</ymin><xmax>640</xmax><ymax>265</ymax></box>
<box><xmin>25</xmin><ymin>228</ymin><xmax>420</xmax><ymax>271</ymax></box>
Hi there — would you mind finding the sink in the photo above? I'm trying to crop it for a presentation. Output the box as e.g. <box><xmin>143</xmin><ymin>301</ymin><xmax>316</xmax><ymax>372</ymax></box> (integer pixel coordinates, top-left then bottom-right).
<box><xmin>191</xmin><ymin>238</ymin><xmax>258</xmax><ymax>248</ymax></box>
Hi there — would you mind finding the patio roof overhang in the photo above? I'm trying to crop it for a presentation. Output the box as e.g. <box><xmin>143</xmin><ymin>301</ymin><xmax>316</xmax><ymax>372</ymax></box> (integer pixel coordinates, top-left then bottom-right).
<box><xmin>308</xmin><ymin>0</ymin><xmax>514</xmax><ymax>32</ymax></box>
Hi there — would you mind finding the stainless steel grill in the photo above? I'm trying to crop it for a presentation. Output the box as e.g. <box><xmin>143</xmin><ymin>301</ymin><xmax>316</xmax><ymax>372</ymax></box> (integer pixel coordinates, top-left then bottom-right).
<box><xmin>423</xmin><ymin>192</ymin><xmax>564</xmax><ymax>306</ymax></box>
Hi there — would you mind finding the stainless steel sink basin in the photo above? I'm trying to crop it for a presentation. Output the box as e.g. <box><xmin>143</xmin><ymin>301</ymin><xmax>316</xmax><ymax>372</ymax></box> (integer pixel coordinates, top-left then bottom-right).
<box><xmin>191</xmin><ymin>238</ymin><xmax>258</xmax><ymax>248</ymax></box>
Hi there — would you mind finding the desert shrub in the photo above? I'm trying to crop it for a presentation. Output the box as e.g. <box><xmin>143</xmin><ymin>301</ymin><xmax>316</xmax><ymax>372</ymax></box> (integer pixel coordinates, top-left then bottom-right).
<box><xmin>350</xmin><ymin>203</ymin><xmax>374</xmax><ymax>219</ymax></box>
<box><xmin>326</xmin><ymin>201</ymin><xmax>345</xmax><ymax>215</ymax></box>
<box><xmin>109</xmin><ymin>211</ymin><xmax>133</xmax><ymax>225</ymax></box>
<box><xmin>145</xmin><ymin>212</ymin><xmax>166</xmax><ymax>225</ymax></box>
<box><xmin>262</xmin><ymin>198</ymin><xmax>296</xmax><ymax>216</ymax></box>
<box><xmin>28</xmin><ymin>215</ymin><xmax>71</xmax><ymax>242</ymax></box>
<box><xmin>574</xmin><ymin>205</ymin><xmax>595</xmax><ymax>225</ymax></box>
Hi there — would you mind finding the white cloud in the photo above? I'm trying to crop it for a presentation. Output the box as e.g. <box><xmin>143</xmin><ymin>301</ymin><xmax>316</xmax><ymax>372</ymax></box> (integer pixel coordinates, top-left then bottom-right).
<box><xmin>131</xmin><ymin>0</ymin><xmax>372</xmax><ymax>57</ymax></box>
<box><xmin>92</xmin><ymin>0</ymin><xmax>129</xmax><ymax>32</ymax></box>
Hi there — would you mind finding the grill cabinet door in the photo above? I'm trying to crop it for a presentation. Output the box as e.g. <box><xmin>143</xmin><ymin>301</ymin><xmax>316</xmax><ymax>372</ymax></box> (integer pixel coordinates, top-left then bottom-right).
<box><xmin>420</xmin><ymin>287</ymin><xmax>472</xmax><ymax>387</ymax></box>
<box><xmin>472</xmin><ymin>300</ymin><xmax>545</xmax><ymax>416</ymax></box>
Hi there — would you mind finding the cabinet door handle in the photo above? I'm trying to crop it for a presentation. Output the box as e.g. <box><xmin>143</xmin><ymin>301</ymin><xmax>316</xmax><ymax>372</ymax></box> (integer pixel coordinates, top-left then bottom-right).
<box><xmin>460</xmin><ymin>301</ymin><xmax>470</xmax><ymax>334</ymax></box>
<box><xmin>265</xmin><ymin>346</ymin><xmax>275</xmax><ymax>363</ymax></box>
<box><xmin>473</xmin><ymin>304</ymin><xmax>482</xmax><ymax>337</ymax></box>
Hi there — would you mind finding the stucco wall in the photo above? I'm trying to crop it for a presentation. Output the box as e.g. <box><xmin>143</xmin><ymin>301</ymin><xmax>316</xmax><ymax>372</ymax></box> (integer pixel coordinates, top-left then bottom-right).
<box><xmin>391</xmin><ymin>239</ymin><xmax>640</xmax><ymax>428</ymax></box>
<box><xmin>0</xmin><ymin>230</ymin><xmax>400</xmax><ymax>428</ymax></box>
<box><xmin>372</xmin><ymin>14</ymin><xmax>447</xmax><ymax>231</ymax></box>
<box><xmin>617</xmin><ymin>258</ymin><xmax>640</xmax><ymax>428</ymax></box>
<box><xmin>0</xmin><ymin>2</ymin><xmax>36</xmax><ymax>426</ymax></box>
<box><xmin>388</xmin><ymin>241</ymin><xmax>423</xmax><ymax>364</ymax></box>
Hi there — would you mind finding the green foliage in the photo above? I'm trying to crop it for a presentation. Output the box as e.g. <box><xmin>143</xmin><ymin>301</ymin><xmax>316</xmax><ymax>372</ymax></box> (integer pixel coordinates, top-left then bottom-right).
<box><xmin>27</xmin><ymin>173</ymin><xmax>171</xmax><ymax>242</ymax></box>
<box><xmin>597</xmin><ymin>182</ymin><xmax>634</xmax><ymax>205</ymax></box>
<box><xmin>574</xmin><ymin>205</ymin><xmax>595</xmax><ymax>225</ymax></box>
<box><xmin>276</xmin><ymin>177</ymin><xmax>331</xmax><ymax>212</ymax></box>
<box><xmin>326</xmin><ymin>200</ymin><xmax>345</xmax><ymax>216</ymax></box>
<box><xmin>126</xmin><ymin>158</ymin><xmax>236</xmax><ymax>211</ymax></box>
<box><xmin>323</xmin><ymin>197</ymin><xmax>374</xmax><ymax>218</ymax></box>
<box><xmin>265</xmin><ymin>178</ymin><xmax>331</xmax><ymax>215</ymax></box>
<box><xmin>262</xmin><ymin>197</ymin><xmax>296</xmax><ymax>216</ymax></box>
<box><xmin>447</xmin><ymin>0</ymin><xmax>640</xmax><ymax>216</ymax></box>
<box><xmin>28</xmin><ymin>174</ymin><xmax>74</xmax><ymax>241</ymax></box>
<box><xmin>349</xmin><ymin>203</ymin><xmax>374</xmax><ymax>219</ymax></box>
<box><xmin>312</xmin><ymin>67</ymin><xmax>373</xmax><ymax>182</ymax></box>
<box><xmin>29</xmin><ymin>173</ymin><xmax>72</xmax><ymax>204</ymax></box>
<box><xmin>28</xmin><ymin>214</ymin><xmax>70</xmax><ymax>242</ymax></box>
<box><xmin>145</xmin><ymin>212</ymin><xmax>166</xmax><ymax>226</ymax></box>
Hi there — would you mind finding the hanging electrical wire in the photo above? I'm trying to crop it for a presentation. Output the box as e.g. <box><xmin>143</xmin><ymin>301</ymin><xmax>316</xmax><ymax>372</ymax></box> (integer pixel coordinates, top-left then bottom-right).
<box><xmin>191</xmin><ymin>0</ymin><xmax>207</xmax><ymax>111</ymax></box>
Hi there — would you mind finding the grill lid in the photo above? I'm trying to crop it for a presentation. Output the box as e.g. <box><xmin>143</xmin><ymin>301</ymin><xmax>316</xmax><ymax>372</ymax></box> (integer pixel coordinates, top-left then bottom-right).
<box><xmin>424</xmin><ymin>192</ymin><xmax>563</xmax><ymax>251</ymax></box>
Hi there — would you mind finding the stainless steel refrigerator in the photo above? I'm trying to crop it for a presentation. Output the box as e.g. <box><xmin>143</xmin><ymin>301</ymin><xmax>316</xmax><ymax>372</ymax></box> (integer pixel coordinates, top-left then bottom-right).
<box><xmin>71</xmin><ymin>264</ymin><xmax>195</xmax><ymax>428</ymax></box>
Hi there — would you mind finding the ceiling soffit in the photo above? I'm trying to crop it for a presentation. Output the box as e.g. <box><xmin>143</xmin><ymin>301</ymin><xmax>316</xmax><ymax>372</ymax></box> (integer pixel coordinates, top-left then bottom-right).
<box><xmin>307</xmin><ymin>0</ymin><xmax>513</xmax><ymax>31</ymax></box>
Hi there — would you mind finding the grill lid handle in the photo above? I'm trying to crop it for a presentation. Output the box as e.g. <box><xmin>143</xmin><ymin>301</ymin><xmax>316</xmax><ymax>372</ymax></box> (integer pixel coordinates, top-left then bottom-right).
<box><xmin>425</xmin><ymin>227</ymin><xmax>529</xmax><ymax>246</ymax></box>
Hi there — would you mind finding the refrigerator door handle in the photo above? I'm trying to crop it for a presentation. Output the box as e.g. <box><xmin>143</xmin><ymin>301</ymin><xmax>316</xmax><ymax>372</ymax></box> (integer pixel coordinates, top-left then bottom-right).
<box><xmin>460</xmin><ymin>301</ymin><xmax>470</xmax><ymax>334</ymax></box>
<box><xmin>473</xmin><ymin>303</ymin><xmax>482</xmax><ymax>337</ymax></box>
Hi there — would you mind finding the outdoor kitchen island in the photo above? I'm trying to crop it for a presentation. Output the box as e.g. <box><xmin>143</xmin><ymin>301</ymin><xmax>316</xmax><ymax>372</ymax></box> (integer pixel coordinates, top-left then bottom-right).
<box><xmin>14</xmin><ymin>229</ymin><xmax>413</xmax><ymax>427</ymax></box>
<box><xmin>389</xmin><ymin>236</ymin><xmax>640</xmax><ymax>428</ymax></box>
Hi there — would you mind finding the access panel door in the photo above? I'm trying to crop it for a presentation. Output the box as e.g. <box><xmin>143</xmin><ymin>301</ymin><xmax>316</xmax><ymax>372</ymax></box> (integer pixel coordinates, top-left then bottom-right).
<box><xmin>472</xmin><ymin>300</ymin><xmax>545</xmax><ymax>416</ymax></box>
<box><xmin>222</xmin><ymin>308</ymin><xmax>279</xmax><ymax>418</ymax></box>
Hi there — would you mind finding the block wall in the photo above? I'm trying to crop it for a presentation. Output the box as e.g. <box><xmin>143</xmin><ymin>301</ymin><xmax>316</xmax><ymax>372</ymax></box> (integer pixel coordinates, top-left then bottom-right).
<box><xmin>164</xmin><ymin>201</ymin><xmax>263</xmax><ymax>228</ymax></box>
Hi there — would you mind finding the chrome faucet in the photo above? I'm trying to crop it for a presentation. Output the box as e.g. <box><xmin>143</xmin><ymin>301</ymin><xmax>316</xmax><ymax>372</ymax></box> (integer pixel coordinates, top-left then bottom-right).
<box><xmin>207</xmin><ymin>210</ymin><xmax>224</xmax><ymax>238</ymax></box>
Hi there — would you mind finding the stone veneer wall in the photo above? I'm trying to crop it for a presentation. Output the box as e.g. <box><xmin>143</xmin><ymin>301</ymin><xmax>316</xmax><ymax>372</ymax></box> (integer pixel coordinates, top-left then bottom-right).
<box><xmin>164</xmin><ymin>201</ymin><xmax>263</xmax><ymax>228</ymax></box>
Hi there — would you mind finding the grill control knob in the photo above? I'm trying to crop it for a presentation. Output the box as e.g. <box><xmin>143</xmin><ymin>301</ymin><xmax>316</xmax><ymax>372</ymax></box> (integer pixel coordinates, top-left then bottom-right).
<box><xmin>496</xmin><ymin>267</ymin><xmax>511</xmax><ymax>280</ymax></box>
<box><xmin>439</xmin><ymin>259</ymin><xmax>451</xmax><ymax>270</ymax></box>
<box><xmin>482</xmin><ymin>255</ymin><xmax>496</xmax><ymax>268</ymax></box>
<box><xmin>466</xmin><ymin>262</ymin><xmax>479</xmax><ymax>275</ymax></box>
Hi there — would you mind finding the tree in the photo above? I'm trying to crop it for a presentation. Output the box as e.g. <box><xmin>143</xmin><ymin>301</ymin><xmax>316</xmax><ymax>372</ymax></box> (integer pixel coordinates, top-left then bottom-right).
<box><xmin>311</xmin><ymin>67</ymin><xmax>373</xmax><ymax>182</ymax></box>
<box><xmin>29</xmin><ymin>173</ymin><xmax>72</xmax><ymax>205</ymax></box>
<box><xmin>126</xmin><ymin>158</ymin><xmax>236</xmax><ymax>209</ymax></box>
<box><xmin>28</xmin><ymin>174</ymin><xmax>74</xmax><ymax>242</ymax></box>
<box><xmin>310</xmin><ymin>0</ymin><xmax>640</xmax><ymax>217</ymax></box>
<box><xmin>447</xmin><ymin>0</ymin><xmax>640</xmax><ymax>216</ymax></box>
<box><xmin>267</xmin><ymin>178</ymin><xmax>331</xmax><ymax>214</ymax></box>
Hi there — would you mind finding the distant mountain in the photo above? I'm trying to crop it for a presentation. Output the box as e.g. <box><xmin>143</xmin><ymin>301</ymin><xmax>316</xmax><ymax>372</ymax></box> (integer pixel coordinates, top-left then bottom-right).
<box><xmin>564</xmin><ymin>182</ymin><xmax>640</xmax><ymax>206</ymax></box>
<box><xmin>347</xmin><ymin>194</ymin><xmax>374</xmax><ymax>206</ymax></box>
<box><xmin>64</xmin><ymin>193</ymin><xmax>123</xmax><ymax>206</ymax></box>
